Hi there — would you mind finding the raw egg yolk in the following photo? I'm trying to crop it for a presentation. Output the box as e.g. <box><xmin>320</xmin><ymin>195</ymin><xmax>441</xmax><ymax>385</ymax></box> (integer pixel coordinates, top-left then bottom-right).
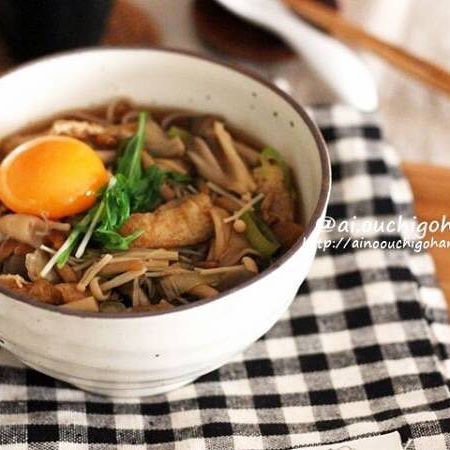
<box><xmin>0</xmin><ymin>136</ymin><xmax>109</xmax><ymax>219</ymax></box>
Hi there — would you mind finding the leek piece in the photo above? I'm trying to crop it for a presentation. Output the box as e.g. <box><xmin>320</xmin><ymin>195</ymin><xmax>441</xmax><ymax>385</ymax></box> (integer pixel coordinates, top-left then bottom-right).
<box><xmin>241</xmin><ymin>211</ymin><xmax>280</xmax><ymax>258</ymax></box>
<box><xmin>99</xmin><ymin>301</ymin><xmax>126</xmax><ymax>313</ymax></box>
<box><xmin>167</xmin><ymin>126</ymin><xmax>192</xmax><ymax>144</ymax></box>
<box><xmin>261</xmin><ymin>146</ymin><xmax>291</xmax><ymax>186</ymax></box>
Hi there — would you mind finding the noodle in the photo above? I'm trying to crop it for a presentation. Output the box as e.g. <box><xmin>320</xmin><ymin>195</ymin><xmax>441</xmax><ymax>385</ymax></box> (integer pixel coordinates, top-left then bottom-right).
<box><xmin>77</xmin><ymin>254</ymin><xmax>113</xmax><ymax>291</ymax></box>
<box><xmin>223</xmin><ymin>193</ymin><xmax>265</xmax><ymax>223</ymax></box>
<box><xmin>100</xmin><ymin>268</ymin><xmax>147</xmax><ymax>291</ymax></box>
<box><xmin>0</xmin><ymin>99</ymin><xmax>302</xmax><ymax>313</ymax></box>
<box><xmin>89</xmin><ymin>277</ymin><xmax>110</xmax><ymax>301</ymax></box>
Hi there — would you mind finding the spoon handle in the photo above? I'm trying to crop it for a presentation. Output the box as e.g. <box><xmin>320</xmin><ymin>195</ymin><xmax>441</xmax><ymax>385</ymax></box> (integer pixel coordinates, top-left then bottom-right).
<box><xmin>278</xmin><ymin>13</ymin><xmax>378</xmax><ymax>112</ymax></box>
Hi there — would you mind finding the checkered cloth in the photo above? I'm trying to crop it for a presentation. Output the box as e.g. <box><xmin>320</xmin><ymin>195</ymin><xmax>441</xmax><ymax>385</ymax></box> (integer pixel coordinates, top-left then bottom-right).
<box><xmin>1</xmin><ymin>105</ymin><xmax>450</xmax><ymax>450</ymax></box>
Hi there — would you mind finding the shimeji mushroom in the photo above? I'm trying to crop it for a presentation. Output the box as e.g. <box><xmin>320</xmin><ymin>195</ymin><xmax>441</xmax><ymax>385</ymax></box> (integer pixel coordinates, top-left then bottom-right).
<box><xmin>188</xmin><ymin>121</ymin><xmax>256</xmax><ymax>195</ymax></box>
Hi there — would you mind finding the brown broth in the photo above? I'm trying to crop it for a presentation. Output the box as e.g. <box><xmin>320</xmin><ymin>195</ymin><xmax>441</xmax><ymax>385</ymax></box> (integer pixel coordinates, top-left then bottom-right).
<box><xmin>0</xmin><ymin>100</ymin><xmax>302</xmax><ymax>224</ymax></box>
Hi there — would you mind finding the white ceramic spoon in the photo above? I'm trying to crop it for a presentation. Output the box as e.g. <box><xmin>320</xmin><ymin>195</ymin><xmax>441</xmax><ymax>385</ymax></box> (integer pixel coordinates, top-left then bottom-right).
<box><xmin>216</xmin><ymin>0</ymin><xmax>378</xmax><ymax>112</ymax></box>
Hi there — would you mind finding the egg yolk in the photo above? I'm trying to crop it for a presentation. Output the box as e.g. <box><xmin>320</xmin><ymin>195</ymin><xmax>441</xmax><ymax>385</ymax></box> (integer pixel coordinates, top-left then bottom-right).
<box><xmin>0</xmin><ymin>136</ymin><xmax>109</xmax><ymax>219</ymax></box>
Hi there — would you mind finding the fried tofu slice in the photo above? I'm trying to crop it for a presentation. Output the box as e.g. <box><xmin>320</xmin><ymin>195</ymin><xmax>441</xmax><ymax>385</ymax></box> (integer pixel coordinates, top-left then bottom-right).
<box><xmin>120</xmin><ymin>193</ymin><xmax>214</xmax><ymax>248</ymax></box>
<box><xmin>253</xmin><ymin>164</ymin><xmax>295</xmax><ymax>225</ymax></box>
<box><xmin>0</xmin><ymin>275</ymin><xmax>63</xmax><ymax>305</ymax></box>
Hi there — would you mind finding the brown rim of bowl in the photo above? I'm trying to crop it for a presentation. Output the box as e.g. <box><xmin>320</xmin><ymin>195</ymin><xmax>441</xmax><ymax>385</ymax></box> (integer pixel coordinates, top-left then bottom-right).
<box><xmin>0</xmin><ymin>46</ymin><xmax>331</xmax><ymax>319</ymax></box>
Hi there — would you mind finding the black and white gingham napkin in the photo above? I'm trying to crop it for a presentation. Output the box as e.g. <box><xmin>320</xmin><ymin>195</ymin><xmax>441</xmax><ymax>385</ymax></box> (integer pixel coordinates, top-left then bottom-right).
<box><xmin>1</xmin><ymin>105</ymin><xmax>450</xmax><ymax>450</ymax></box>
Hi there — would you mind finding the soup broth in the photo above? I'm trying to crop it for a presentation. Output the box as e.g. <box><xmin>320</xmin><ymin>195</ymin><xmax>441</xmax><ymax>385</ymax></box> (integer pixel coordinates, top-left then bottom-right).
<box><xmin>0</xmin><ymin>99</ymin><xmax>304</xmax><ymax>313</ymax></box>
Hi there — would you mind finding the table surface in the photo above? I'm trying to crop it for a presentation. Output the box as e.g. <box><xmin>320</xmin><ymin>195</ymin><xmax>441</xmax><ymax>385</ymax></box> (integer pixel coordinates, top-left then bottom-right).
<box><xmin>403</xmin><ymin>163</ymin><xmax>450</xmax><ymax>312</ymax></box>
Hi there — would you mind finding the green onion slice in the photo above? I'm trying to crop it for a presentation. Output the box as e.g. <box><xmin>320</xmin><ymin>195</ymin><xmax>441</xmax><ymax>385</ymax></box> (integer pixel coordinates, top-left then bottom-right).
<box><xmin>167</xmin><ymin>126</ymin><xmax>192</xmax><ymax>144</ymax></box>
<box><xmin>241</xmin><ymin>211</ymin><xmax>280</xmax><ymax>258</ymax></box>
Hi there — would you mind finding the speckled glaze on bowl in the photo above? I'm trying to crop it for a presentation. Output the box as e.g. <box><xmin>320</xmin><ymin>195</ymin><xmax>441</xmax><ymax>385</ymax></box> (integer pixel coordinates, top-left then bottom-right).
<box><xmin>0</xmin><ymin>48</ymin><xmax>330</xmax><ymax>397</ymax></box>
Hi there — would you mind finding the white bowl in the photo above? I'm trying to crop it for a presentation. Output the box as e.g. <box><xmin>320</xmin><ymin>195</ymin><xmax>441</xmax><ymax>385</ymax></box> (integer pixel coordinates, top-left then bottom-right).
<box><xmin>0</xmin><ymin>48</ymin><xmax>330</xmax><ymax>397</ymax></box>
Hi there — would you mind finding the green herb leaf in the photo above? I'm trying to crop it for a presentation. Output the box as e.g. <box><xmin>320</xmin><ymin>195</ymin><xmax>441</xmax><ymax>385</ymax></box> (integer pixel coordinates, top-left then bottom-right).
<box><xmin>94</xmin><ymin>228</ymin><xmax>143</xmax><ymax>251</ymax></box>
<box><xmin>52</xmin><ymin>110</ymin><xmax>196</xmax><ymax>268</ymax></box>
<box><xmin>116</xmin><ymin>111</ymin><xmax>148</xmax><ymax>184</ymax></box>
<box><xmin>97</xmin><ymin>174</ymin><xmax>131</xmax><ymax>230</ymax></box>
<box><xmin>89</xmin><ymin>175</ymin><xmax>141</xmax><ymax>250</ymax></box>
<box><xmin>165</xmin><ymin>170</ymin><xmax>191</xmax><ymax>185</ymax></box>
<box><xmin>130</xmin><ymin>165</ymin><xmax>166</xmax><ymax>213</ymax></box>
<box><xmin>55</xmin><ymin>207</ymin><xmax>98</xmax><ymax>267</ymax></box>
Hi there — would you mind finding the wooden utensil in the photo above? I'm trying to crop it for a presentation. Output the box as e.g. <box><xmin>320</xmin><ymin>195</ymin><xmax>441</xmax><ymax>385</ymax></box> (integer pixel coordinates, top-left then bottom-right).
<box><xmin>284</xmin><ymin>0</ymin><xmax>450</xmax><ymax>98</ymax></box>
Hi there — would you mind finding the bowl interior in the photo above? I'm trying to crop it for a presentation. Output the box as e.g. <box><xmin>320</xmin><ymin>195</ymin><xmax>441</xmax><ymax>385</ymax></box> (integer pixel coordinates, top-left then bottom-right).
<box><xmin>0</xmin><ymin>48</ymin><xmax>326</xmax><ymax>226</ymax></box>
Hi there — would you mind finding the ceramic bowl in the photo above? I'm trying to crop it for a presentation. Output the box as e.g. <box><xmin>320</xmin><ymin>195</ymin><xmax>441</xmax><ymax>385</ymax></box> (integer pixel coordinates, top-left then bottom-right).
<box><xmin>0</xmin><ymin>48</ymin><xmax>330</xmax><ymax>397</ymax></box>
